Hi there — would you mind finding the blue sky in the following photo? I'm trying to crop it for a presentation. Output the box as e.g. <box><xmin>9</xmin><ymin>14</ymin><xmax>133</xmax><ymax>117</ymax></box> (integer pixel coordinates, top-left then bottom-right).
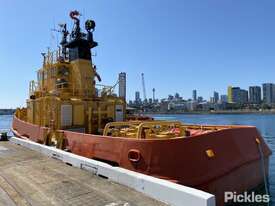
<box><xmin>1</xmin><ymin>0</ymin><xmax>275</xmax><ymax>108</ymax></box>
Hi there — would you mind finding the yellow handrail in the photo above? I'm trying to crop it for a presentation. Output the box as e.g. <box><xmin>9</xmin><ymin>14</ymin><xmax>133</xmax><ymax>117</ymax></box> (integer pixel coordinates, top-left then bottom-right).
<box><xmin>103</xmin><ymin>121</ymin><xmax>141</xmax><ymax>136</ymax></box>
<box><xmin>135</xmin><ymin>121</ymin><xmax>183</xmax><ymax>139</ymax></box>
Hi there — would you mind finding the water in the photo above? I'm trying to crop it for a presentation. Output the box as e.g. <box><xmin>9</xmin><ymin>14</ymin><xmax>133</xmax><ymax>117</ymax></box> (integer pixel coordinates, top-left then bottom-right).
<box><xmin>0</xmin><ymin>115</ymin><xmax>13</xmax><ymax>131</ymax></box>
<box><xmin>1</xmin><ymin>114</ymin><xmax>274</xmax><ymax>205</ymax></box>
<box><xmin>149</xmin><ymin>113</ymin><xmax>275</xmax><ymax>205</ymax></box>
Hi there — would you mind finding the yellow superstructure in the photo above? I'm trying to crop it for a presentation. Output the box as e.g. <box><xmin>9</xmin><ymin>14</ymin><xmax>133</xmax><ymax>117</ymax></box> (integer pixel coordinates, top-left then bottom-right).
<box><xmin>25</xmin><ymin>12</ymin><xmax>126</xmax><ymax>134</ymax></box>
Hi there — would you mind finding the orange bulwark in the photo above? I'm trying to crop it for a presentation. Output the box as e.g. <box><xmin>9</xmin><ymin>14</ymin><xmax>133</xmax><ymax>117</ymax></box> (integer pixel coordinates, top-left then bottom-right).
<box><xmin>12</xmin><ymin>115</ymin><xmax>272</xmax><ymax>206</ymax></box>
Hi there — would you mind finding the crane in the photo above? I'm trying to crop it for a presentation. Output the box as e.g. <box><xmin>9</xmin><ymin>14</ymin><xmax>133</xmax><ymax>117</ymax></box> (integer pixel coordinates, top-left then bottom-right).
<box><xmin>141</xmin><ymin>73</ymin><xmax>147</xmax><ymax>101</ymax></box>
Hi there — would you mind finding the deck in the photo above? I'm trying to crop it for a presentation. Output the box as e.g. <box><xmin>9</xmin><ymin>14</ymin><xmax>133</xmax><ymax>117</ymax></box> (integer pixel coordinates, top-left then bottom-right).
<box><xmin>0</xmin><ymin>141</ymin><xmax>166</xmax><ymax>206</ymax></box>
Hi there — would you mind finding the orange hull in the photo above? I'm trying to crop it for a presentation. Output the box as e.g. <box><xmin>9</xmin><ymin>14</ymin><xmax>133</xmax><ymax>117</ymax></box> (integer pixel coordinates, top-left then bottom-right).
<box><xmin>12</xmin><ymin>116</ymin><xmax>272</xmax><ymax>206</ymax></box>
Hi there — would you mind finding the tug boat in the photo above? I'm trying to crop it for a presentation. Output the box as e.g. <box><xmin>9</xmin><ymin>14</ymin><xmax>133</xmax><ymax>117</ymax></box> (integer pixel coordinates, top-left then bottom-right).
<box><xmin>12</xmin><ymin>11</ymin><xmax>272</xmax><ymax>206</ymax></box>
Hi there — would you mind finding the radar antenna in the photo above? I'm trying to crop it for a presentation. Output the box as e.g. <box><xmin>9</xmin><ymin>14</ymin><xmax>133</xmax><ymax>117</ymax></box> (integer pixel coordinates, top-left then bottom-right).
<box><xmin>59</xmin><ymin>24</ymin><xmax>69</xmax><ymax>58</ymax></box>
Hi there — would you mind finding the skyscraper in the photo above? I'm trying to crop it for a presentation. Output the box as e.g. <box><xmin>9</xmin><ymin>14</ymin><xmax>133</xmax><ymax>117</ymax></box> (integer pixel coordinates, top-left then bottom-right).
<box><xmin>220</xmin><ymin>95</ymin><xmax>228</xmax><ymax>103</ymax></box>
<box><xmin>230</xmin><ymin>87</ymin><xmax>248</xmax><ymax>104</ymax></box>
<box><xmin>249</xmin><ymin>86</ymin><xmax>261</xmax><ymax>104</ymax></box>
<box><xmin>272</xmin><ymin>84</ymin><xmax>275</xmax><ymax>103</ymax></box>
<box><xmin>232</xmin><ymin>87</ymin><xmax>241</xmax><ymax>103</ymax></box>
<box><xmin>262</xmin><ymin>83</ymin><xmax>273</xmax><ymax>105</ymax></box>
<box><xmin>118</xmin><ymin>72</ymin><xmax>126</xmax><ymax>99</ymax></box>
<box><xmin>240</xmin><ymin>89</ymin><xmax>248</xmax><ymax>104</ymax></box>
<box><xmin>213</xmin><ymin>91</ymin><xmax>219</xmax><ymax>103</ymax></box>
<box><xmin>135</xmin><ymin>91</ymin><xmax>141</xmax><ymax>104</ymax></box>
<box><xmin>192</xmin><ymin>90</ymin><xmax>197</xmax><ymax>101</ymax></box>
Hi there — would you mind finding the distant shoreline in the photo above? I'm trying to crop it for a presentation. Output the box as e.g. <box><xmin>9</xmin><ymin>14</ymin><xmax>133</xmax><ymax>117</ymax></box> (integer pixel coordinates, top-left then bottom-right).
<box><xmin>141</xmin><ymin>110</ymin><xmax>275</xmax><ymax>115</ymax></box>
<box><xmin>0</xmin><ymin>109</ymin><xmax>15</xmax><ymax>115</ymax></box>
<box><xmin>2</xmin><ymin>109</ymin><xmax>275</xmax><ymax>116</ymax></box>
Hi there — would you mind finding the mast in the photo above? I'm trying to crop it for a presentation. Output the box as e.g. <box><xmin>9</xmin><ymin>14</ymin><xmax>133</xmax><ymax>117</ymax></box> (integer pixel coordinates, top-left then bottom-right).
<box><xmin>65</xmin><ymin>10</ymin><xmax>98</xmax><ymax>62</ymax></box>
<box><xmin>59</xmin><ymin>24</ymin><xmax>69</xmax><ymax>59</ymax></box>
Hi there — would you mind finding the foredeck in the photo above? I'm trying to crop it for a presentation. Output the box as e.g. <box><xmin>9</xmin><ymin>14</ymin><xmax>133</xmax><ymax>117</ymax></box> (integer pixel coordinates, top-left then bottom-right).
<box><xmin>0</xmin><ymin>141</ymin><xmax>166</xmax><ymax>206</ymax></box>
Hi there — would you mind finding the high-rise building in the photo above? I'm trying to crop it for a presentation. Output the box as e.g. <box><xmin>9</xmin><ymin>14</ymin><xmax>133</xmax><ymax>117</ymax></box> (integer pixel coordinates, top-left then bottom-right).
<box><xmin>213</xmin><ymin>91</ymin><xmax>219</xmax><ymax>103</ymax></box>
<box><xmin>263</xmin><ymin>83</ymin><xmax>273</xmax><ymax>105</ymax></box>
<box><xmin>135</xmin><ymin>91</ymin><xmax>141</xmax><ymax>104</ymax></box>
<box><xmin>228</xmin><ymin>87</ymin><xmax>248</xmax><ymax>104</ymax></box>
<box><xmin>249</xmin><ymin>86</ymin><xmax>261</xmax><ymax>104</ymax></box>
<box><xmin>192</xmin><ymin>90</ymin><xmax>197</xmax><ymax>101</ymax></box>
<box><xmin>118</xmin><ymin>72</ymin><xmax>126</xmax><ymax>99</ymax></box>
<box><xmin>230</xmin><ymin>87</ymin><xmax>248</xmax><ymax>104</ymax></box>
<box><xmin>220</xmin><ymin>95</ymin><xmax>228</xmax><ymax>103</ymax></box>
<box><xmin>231</xmin><ymin>87</ymin><xmax>241</xmax><ymax>103</ymax></box>
<box><xmin>272</xmin><ymin>84</ymin><xmax>275</xmax><ymax>103</ymax></box>
<box><xmin>240</xmin><ymin>89</ymin><xmax>248</xmax><ymax>104</ymax></box>
<box><xmin>227</xmin><ymin>86</ymin><xmax>233</xmax><ymax>103</ymax></box>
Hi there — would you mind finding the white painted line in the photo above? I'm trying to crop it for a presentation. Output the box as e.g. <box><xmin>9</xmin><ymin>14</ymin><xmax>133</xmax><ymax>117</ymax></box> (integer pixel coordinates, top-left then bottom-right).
<box><xmin>10</xmin><ymin>136</ymin><xmax>215</xmax><ymax>206</ymax></box>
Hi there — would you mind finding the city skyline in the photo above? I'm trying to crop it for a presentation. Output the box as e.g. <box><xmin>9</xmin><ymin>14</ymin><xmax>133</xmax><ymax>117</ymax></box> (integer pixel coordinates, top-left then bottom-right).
<box><xmin>129</xmin><ymin>82</ymin><xmax>275</xmax><ymax>113</ymax></box>
<box><xmin>130</xmin><ymin>82</ymin><xmax>275</xmax><ymax>103</ymax></box>
<box><xmin>2</xmin><ymin>1</ymin><xmax>275</xmax><ymax>108</ymax></box>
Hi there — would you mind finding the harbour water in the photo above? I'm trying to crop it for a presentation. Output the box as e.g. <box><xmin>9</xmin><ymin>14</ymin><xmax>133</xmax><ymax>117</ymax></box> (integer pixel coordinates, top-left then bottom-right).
<box><xmin>1</xmin><ymin>114</ymin><xmax>274</xmax><ymax>205</ymax></box>
<box><xmin>0</xmin><ymin>115</ymin><xmax>14</xmax><ymax>131</ymax></box>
